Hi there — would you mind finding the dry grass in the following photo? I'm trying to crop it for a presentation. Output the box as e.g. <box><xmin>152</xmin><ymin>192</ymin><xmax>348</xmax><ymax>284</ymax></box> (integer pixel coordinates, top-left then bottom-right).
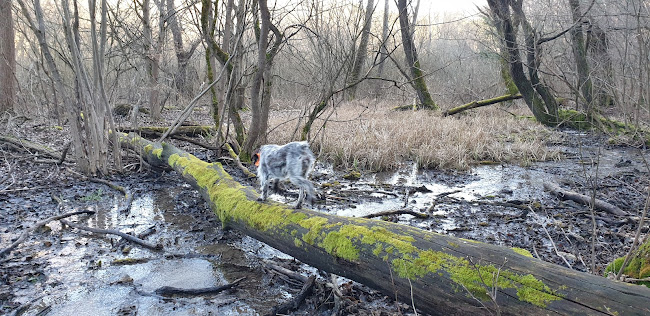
<box><xmin>266</xmin><ymin>99</ymin><xmax>561</xmax><ymax>171</ymax></box>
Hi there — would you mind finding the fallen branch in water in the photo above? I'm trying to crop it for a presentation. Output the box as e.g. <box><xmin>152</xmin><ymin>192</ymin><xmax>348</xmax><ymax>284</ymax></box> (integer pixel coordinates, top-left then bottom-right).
<box><xmin>543</xmin><ymin>182</ymin><xmax>626</xmax><ymax>216</ymax></box>
<box><xmin>266</xmin><ymin>275</ymin><xmax>316</xmax><ymax>316</ymax></box>
<box><xmin>362</xmin><ymin>209</ymin><xmax>429</xmax><ymax>219</ymax></box>
<box><xmin>154</xmin><ymin>277</ymin><xmax>246</xmax><ymax>296</ymax></box>
<box><xmin>60</xmin><ymin>219</ymin><xmax>163</xmax><ymax>250</ymax></box>
<box><xmin>0</xmin><ymin>210</ymin><xmax>95</xmax><ymax>258</ymax></box>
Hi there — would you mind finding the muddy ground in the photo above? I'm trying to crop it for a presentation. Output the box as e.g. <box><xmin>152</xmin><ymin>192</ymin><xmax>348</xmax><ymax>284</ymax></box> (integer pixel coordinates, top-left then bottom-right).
<box><xmin>1</xmin><ymin>123</ymin><xmax>649</xmax><ymax>315</ymax></box>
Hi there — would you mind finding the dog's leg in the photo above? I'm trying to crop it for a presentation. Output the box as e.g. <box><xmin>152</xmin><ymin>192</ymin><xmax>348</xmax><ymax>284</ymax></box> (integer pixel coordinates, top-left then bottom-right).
<box><xmin>258</xmin><ymin>172</ymin><xmax>268</xmax><ymax>201</ymax></box>
<box><xmin>290</xmin><ymin>177</ymin><xmax>314</xmax><ymax>209</ymax></box>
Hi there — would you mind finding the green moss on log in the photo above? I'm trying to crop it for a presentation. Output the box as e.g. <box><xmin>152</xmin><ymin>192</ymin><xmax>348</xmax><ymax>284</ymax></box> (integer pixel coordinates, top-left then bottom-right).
<box><xmin>606</xmin><ymin>239</ymin><xmax>650</xmax><ymax>288</ymax></box>
<box><xmin>512</xmin><ymin>247</ymin><xmax>533</xmax><ymax>258</ymax></box>
<box><xmin>139</xmin><ymin>139</ymin><xmax>564</xmax><ymax>309</ymax></box>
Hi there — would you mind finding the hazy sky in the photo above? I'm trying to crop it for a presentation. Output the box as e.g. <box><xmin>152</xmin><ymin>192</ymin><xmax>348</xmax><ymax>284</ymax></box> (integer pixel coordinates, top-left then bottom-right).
<box><xmin>420</xmin><ymin>0</ymin><xmax>485</xmax><ymax>14</ymax></box>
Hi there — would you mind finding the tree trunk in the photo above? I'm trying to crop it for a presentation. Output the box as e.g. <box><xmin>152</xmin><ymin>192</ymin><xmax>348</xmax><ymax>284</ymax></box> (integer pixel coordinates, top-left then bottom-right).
<box><xmin>0</xmin><ymin>0</ymin><xmax>15</xmax><ymax>113</ymax></box>
<box><xmin>348</xmin><ymin>0</ymin><xmax>374</xmax><ymax>99</ymax></box>
<box><xmin>487</xmin><ymin>0</ymin><xmax>557</xmax><ymax>126</ymax></box>
<box><xmin>396</xmin><ymin>0</ymin><xmax>438</xmax><ymax>110</ymax></box>
<box><xmin>568</xmin><ymin>0</ymin><xmax>593</xmax><ymax>110</ymax></box>
<box><xmin>141</xmin><ymin>0</ymin><xmax>161</xmax><ymax>121</ymax></box>
<box><xmin>119</xmin><ymin>132</ymin><xmax>650</xmax><ymax>316</ymax></box>
<box><xmin>376</xmin><ymin>0</ymin><xmax>389</xmax><ymax>80</ymax></box>
<box><xmin>17</xmin><ymin>0</ymin><xmax>88</xmax><ymax>171</ymax></box>
<box><xmin>167</xmin><ymin>0</ymin><xmax>198</xmax><ymax>95</ymax></box>
<box><xmin>243</xmin><ymin>0</ymin><xmax>271</xmax><ymax>157</ymax></box>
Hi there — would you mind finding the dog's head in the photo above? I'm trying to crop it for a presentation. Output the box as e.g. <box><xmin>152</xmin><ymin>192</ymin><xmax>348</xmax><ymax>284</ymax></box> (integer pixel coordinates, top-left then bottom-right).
<box><xmin>252</xmin><ymin>151</ymin><xmax>261</xmax><ymax>167</ymax></box>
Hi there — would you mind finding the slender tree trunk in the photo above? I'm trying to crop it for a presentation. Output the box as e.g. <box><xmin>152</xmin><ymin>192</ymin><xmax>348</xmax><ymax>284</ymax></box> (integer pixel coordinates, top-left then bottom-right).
<box><xmin>376</xmin><ymin>0</ymin><xmax>389</xmax><ymax>79</ymax></box>
<box><xmin>244</xmin><ymin>0</ymin><xmax>271</xmax><ymax>156</ymax></box>
<box><xmin>167</xmin><ymin>0</ymin><xmax>198</xmax><ymax>96</ymax></box>
<box><xmin>348</xmin><ymin>0</ymin><xmax>374</xmax><ymax>99</ymax></box>
<box><xmin>396</xmin><ymin>0</ymin><xmax>438</xmax><ymax>110</ymax></box>
<box><xmin>141</xmin><ymin>0</ymin><xmax>161</xmax><ymax>120</ymax></box>
<box><xmin>0</xmin><ymin>0</ymin><xmax>15</xmax><ymax>113</ymax></box>
<box><xmin>568</xmin><ymin>0</ymin><xmax>593</xmax><ymax>111</ymax></box>
<box><xmin>18</xmin><ymin>0</ymin><xmax>88</xmax><ymax>171</ymax></box>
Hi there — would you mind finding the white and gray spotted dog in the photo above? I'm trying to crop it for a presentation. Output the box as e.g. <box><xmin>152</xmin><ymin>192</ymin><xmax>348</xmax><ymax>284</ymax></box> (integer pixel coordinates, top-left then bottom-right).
<box><xmin>253</xmin><ymin>141</ymin><xmax>316</xmax><ymax>209</ymax></box>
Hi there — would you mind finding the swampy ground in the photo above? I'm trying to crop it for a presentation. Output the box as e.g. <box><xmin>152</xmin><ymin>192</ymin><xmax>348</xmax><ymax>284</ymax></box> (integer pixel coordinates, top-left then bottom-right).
<box><xmin>1</xmin><ymin>116</ymin><xmax>649</xmax><ymax>315</ymax></box>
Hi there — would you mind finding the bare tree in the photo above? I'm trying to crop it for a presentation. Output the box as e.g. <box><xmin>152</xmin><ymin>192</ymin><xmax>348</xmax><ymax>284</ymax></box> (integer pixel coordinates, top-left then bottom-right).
<box><xmin>487</xmin><ymin>0</ymin><xmax>558</xmax><ymax>125</ymax></box>
<box><xmin>0</xmin><ymin>0</ymin><xmax>15</xmax><ymax>113</ymax></box>
<box><xmin>376</xmin><ymin>0</ymin><xmax>389</xmax><ymax>79</ymax></box>
<box><xmin>138</xmin><ymin>0</ymin><xmax>163</xmax><ymax>120</ymax></box>
<box><xmin>568</xmin><ymin>0</ymin><xmax>594</xmax><ymax>111</ymax></box>
<box><xmin>348</xmin><ymin>0</ymin><xmax>375</xmax><ymax>99</ymax></box>
<box><xmin>166</xmin><ymin>0</ymin><xmax>199</xmax><ymax>95</ymax></box>
<box><xmin>396</xmin><ymin>0</ymin><xmax>438</xmax><ymax>109</ymax></box>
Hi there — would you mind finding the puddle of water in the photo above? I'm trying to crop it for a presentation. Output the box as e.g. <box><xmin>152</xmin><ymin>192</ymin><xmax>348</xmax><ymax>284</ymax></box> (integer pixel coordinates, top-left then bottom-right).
<box><xmin>37</xmin><ymin>188</ymin><xmax>269</xmax><ymax>316</ymax></box>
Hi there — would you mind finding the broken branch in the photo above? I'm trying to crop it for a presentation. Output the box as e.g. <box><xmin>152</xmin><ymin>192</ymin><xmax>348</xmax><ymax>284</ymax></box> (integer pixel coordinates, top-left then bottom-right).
<box><xmin>59</xmin><ymin>219</ymin><xmax>163</xmax><ymax>250</ymax></box>
<box><xmin>0</xmin><ymin>210</ymin><xmax>95</xmax><ymax>258</ymax></box>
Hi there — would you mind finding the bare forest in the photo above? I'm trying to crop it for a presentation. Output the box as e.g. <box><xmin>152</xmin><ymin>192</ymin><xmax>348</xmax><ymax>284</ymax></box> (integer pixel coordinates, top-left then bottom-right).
<box><xmin>2</xmin><ymin>0</ymin><xmax>650</xmax><ymax>315</ymax></box>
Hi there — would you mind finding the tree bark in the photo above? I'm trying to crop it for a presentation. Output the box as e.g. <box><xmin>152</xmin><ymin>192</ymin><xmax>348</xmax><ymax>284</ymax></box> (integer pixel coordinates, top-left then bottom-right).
<box><xmin>487</xmin><ymin>0</ymin><xmax>557</xmax><ymax>126</ymax></box>
<box><xmin>17</xmin><ymin>0</ymin><xmax>88</xmax><ymax>171</ymax></box>
<box><xmin>243</xmin><ymin>0</ymin><xmax>271</xmax><ymax>157</ymax></box>
<box><xmin>396</xmin><ymin>0</ymin><xmax>438</xmax><ymax>110</ymax></box>
<box><xmin>568</xmin><ymin>0</ymin><xmax>593</xmax><ymax>110</ymax></box>
<box><xmin>120</xmin><ymin>132</ymin><xmax>650</xmax><ymax>316</ymax></box>
<box><xmin>0</xmin><ymin>0</ymin><xmax>15</xmax><ymax>113</ymax></box>
<box><xmin>376</xmin><ymin>0</ymin><xmax>389</xmax><ymax>80</ymax></box>
<box><xmin>348</xmin><ymin>0</ymin><xmax>374</xmax><ymax>99</ymax></box>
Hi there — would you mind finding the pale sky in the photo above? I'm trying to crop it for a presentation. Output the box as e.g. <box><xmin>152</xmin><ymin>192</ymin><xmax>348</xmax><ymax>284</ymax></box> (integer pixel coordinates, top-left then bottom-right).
<box><xmin>419</xmin><ymin>0</ymin><xmax>486</xmax><ymax>14</ymax></box>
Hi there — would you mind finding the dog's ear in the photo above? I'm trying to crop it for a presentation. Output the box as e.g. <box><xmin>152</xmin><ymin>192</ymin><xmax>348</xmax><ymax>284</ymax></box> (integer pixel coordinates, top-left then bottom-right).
<box><xmin>253</xmin><ymin>152</ymin><xmax>261</xmax><ymax>167</ymax></box>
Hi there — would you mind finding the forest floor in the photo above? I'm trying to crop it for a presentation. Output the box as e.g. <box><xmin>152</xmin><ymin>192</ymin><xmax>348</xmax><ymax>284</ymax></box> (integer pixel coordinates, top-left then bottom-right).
<box><xmin>1</xmin><ymin>107</ymin><xmax>649</xmax><ymax>315</ymax></box>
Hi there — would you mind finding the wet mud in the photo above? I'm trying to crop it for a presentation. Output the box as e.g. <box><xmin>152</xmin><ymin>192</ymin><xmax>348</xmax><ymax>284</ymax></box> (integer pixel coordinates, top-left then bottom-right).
<box><xmin>1</xmin><ymin>131</ymin><xmax>649</xmax><ymax>315</ymax></box>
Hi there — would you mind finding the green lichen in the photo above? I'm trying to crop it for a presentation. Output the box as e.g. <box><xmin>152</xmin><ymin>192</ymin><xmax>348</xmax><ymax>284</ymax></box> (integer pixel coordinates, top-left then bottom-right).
<box><xmin>294</xmin><ymin>238</ymin><xmax>303</xmax><ymax>247</ymax></box>
<box><xmin>152</xmin><ymin>148</ymin><xmax>163</xmax><ymax>158</ymax></box>
<box><xmin>512</xmin><ymin>247</ymin><xmax>533</xmax><ymax>258</ymax></box>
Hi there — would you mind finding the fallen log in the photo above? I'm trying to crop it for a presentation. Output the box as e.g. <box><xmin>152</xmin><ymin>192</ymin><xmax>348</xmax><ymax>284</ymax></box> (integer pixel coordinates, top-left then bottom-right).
<box><xmin>0</xmin><ymin>134</ymin><xmax>66</xmax><ymax>161</ymax></box>
<box><xmin>443</xmin><ymin>94</ymin><xmax>522</xmax><ymax>116</ymax></box>
<box><xmin>117</xmin><ymin>126</ymin><xmax>214</xmax><ymax>137</ymax></box>
<box><xmin>543</xmin><ymin>182</ymin><xmax>626</xmax><ymax>216</ymax></box>
<box><xmin>118</xmin><ymin>132</ymin><xmax>650</xmax><ymax>315</ymax></box>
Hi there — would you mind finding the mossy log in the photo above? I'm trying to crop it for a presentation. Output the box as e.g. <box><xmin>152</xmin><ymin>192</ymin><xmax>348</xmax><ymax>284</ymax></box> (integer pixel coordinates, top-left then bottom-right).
<box><xmin>443</xmin><ymin>94</ymin><xmax>523</xmax><ymax>116</ymax></box>
<box><xmin>606</xmin><ymin>239</ymin><xmax>650</xmax><ymax>288</ymax></box>
<box><xmin>118</xmin><ymin>132</ymin><xmax>650</xmax><ymax>315</ymax></box>
<box><xmin>117</xmin><ymin>126</ymin><xmax>214</xmax><ymax>137</ymax></box>
<box><xmin>0</xmin><ymin>134</ymin><xmax>64</xmax><ymax>160</ymax></box>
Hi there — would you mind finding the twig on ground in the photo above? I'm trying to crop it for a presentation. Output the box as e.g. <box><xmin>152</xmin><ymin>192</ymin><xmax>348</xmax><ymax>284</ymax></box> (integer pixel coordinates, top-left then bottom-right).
<box><xmin>154</xmin><ymin>277</ymin><xmax>246</xmax><ymax>296</ymax></box>
<box><xmin>67</xmin><ymin>167</ymin><xmax>129</xmax><ymax>198</ymax></box>
<box><xmin>0</xmin><ymin>210</ymin><xmax>96</xmax><ymax>258</ymax></box>
<box><xmin>60</xmin><ymin>219</ymin><xmax>163</xmax><ymax>250</ymax></box>
<box><xmin>266</xmin><ymin>275</ymin><xmax>315</xmax><ymax>316</ymax></box>
<box><xmin>362</xmin><ymin>209</ymin><xmax>429</xmax><ymax>219</ymax></box>
<box><xmin>539</xmin><ymin>218</ymin><xmax>573</xmax><ymax>269</ymax></box>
